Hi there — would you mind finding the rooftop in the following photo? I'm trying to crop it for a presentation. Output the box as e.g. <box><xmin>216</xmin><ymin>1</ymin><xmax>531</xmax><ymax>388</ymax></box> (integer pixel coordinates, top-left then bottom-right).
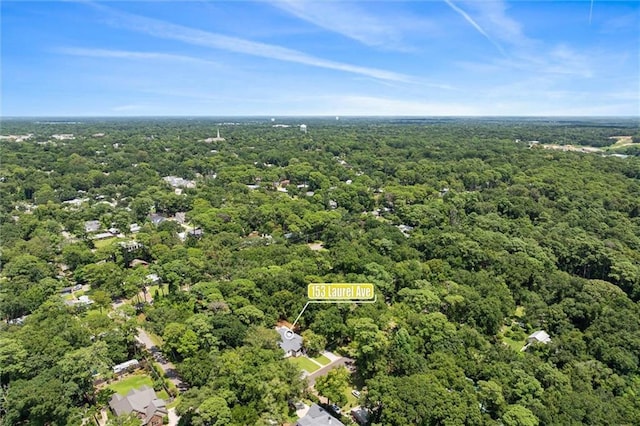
<box><xmin>276</xmin><ymin>326</ymin><xmax>303</xmax><ymax>354</ymax></box>
<box><xmin>297</xmin><ymin>404</ymin><xmax>344</xmax><ymax>426</ymax></box>
<box><xmin>109</xmin><ymin>385</ymin><xmax>167</xmax><ymax>425</ymax></box>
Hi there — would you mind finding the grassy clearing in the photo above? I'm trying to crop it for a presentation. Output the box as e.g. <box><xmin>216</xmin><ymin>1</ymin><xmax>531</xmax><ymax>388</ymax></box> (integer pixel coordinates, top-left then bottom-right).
<box><xmin>343</xmin><ymin>387</ymin><xmax>358</xmax><ymax>409</ymax></box>
<box><xmin>503</xmin><ymin>335</ymin><xmax>525</xmax><ymax>352</ymax></box>
<box><xmin>167</xmin><ymin>396</ymin><xmax>181</xmax><ymax>409</ymax></box>
<box><xmin>500</xmin><ymin>324</ymin><xmax>526</xmax><ymax>352</ymax></box>
<box><xmin>145</xmin><ymin>330</ymin><xmax>164</xmax><ymax>346</ymax></box>
<box><xmin>147</xmin><ymin>284</ymin><xmax>169</xmax><ymax>298</ymax></box>
<box><xmin>108</xmin><ymin>374</ymin><xmax>153</xmax><ymax>395</ymax></box>
<box><xmin>108</xmin><ymin>373</ymin><xmax>169</xmax><ymax>400</ymax></box>
<box><xmin>312</xmin><ymin>355</ymin><xmax>331</xmax><ymax>366</ymax></box>
<box><xmin>289</xmin><ymin>356</ymin><xmax>320</xmax><ymax>373</ymax></box>
<box><xmin>93</xmin><ymin>237</ymin><xmax>118</xmax><ymax>248</ymax></box>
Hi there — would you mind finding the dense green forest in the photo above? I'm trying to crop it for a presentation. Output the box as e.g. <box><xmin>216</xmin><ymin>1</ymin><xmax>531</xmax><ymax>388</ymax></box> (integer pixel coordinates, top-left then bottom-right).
<box><xmin>1</xmin><ymin>117</ymin><xmax>639</xmax><ymax>426</ymax></box>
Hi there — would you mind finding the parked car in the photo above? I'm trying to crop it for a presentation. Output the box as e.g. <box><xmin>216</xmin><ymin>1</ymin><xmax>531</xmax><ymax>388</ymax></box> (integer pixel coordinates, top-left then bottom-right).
<box><xmin>330</xmin><ymin>404</ymin><xmax>341</xmax><ymax>415</ymax></box>
<box><xmin>351</xmin><ymin>390</ymin><xmax>361</xmax><ymax>398</ymax></box>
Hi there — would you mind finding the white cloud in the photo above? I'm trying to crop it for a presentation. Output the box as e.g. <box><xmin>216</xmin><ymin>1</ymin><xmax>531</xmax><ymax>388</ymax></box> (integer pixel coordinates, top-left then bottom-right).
<box><xmin>90</xmin><ymin>3</ymin><xmax>414</xmax><ymax>83</ymax></box>
<box><xmin>444</xmin><ymin>0</ymin><xmax>507</xmax><ymax>55</ymax></box>
<box><xmin>463</xmin><ymin>0</ymin><xmax>530</xmax><ymax>46</ymax></box>
<box><xmin>271</xmin><ymin>0</ymin><xmax>406</xmax><ymax>50</ymax></box>
<box><xmin>56</xmin><ymin>47</ymin><xmax>221</xmax><ymax>66</ymax></box>
<box><xmin>447</xmin><ymin>1</ymin><xmax>596</xmax><ymax>79</ymax></box>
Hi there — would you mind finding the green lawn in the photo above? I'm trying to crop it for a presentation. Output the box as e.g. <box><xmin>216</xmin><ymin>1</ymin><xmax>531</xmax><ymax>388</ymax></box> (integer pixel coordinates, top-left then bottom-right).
<box><xmin>108</xmin><ymin>374</ymin><xmax>169</xmax><ymax>400</ymax></box>
<box><xmin>503</xmin><ymin>335</ymin><xmax>525</xmax><ymax>352</ymax></box>
<box><xmin>312</xmin><ymin>355</ymin><xmax>331</xmax><ymax>366</ymax></box>
<box><xmin>343</xmin><ymin>387</ymin><xmax>359</xmax><ymax>410</ymax></box>
<box><xmin>289</xmin><ymin>356</ymin><xmax>320</xmax><ymax>373</ymax></box>
<box><xmin>500</xmin><ymin>325</ymin><xmax>526</xmax><ymax>352</ymax></box>
<box><xmin>93</xmin><ymin>237</ymin><xmax>118</xmax><ymax>248</ymax></box>
<box><xmin>108</xmin><ymin>374</ymin><xmax>153</xmax><ymax>395</ymax></box>
<box><xmin>147</xmin><ymin>284</ymin><xmax>169</xmax><ymax>298</ymax></box>
<box><xmin>167</xmin><ymin>396</ymin><xmax>181</xmax><ymax>409</ymax></box>
<box><xmin>146</xmin><ymin>330</ymin><xmax>164</xmax><ymax>346</ymax></box>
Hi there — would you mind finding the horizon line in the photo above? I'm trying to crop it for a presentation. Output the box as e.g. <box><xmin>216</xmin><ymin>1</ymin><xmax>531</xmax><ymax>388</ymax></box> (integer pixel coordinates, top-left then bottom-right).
<box><xmin>2</xmin><ymin>115</ymin><xmax>639</xmax><ymax>119</ymax></box>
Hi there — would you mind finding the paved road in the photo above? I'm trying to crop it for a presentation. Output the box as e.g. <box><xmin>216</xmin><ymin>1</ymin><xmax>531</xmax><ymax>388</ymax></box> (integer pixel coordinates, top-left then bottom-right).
<box><xmin>306</xmin><ymin>356</ymin><xmax>353</xmax><ymax>387</ymax></box>
<box><xmin>167</xmin><ymin>408</ymin><xmax>179</xmax><ymax>426</ymax></box>
<box><xmin>135</xmin><ymin>328</ymin><xmax>188</xmax><ymax>393</ymax></box>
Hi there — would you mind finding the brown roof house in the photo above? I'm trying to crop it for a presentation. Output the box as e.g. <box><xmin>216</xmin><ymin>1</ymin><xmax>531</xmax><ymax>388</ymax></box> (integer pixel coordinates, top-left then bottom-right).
<box><xmin>109</xmin><ymin>385</ymin><xmax>167</xmax><ymax>426</ymax></box>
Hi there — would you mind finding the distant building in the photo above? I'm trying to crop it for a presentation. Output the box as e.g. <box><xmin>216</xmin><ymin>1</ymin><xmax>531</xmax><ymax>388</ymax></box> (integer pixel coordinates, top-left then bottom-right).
<box><xmin>212</xmin><ymin>128</ymin><xmax>225</xmax><ymax>141</ymax></box>
<box><xmin>0</xmin><ymin>133</ymin><xmax>33</xmax><ymax>142</ymax></box>
<box><xmin>528</xmin><ymin>330</ymin><xmax>551</xmax><ymax>345</ymax></box>
<box><xmin>397</xmin><ymin>224</ymin><xmax>414</xmax><ymax>237</ymax></box>
<box><xmin>120</xmin><ymin>241</ymin><xmax>144</xmax><ymax>251</ymax></box>
<box><xmin>150</xmin><ymin>213</ymin><xmax>166</xmax><ymax>226</ymax></box>
<box><xmin>146</xmin><ymin>274</ymin><xmax>160</xmax><ymax>284</ymax></box>
<box><xmin>188</xmin><ymin>228</ymin><xmax>204</xmax><ymax>238</ymax></box>
<box><xmin>52</xmin><ymin>134</ymin><xmax>75</xmax><ymax>140</ymax></box>
<box><xmin>203</xmin><ymin>128</ymin><xmax>225</xmax><ymax>142</ymax></box>
<box><xmin>300</xmin><ymin>124</ymin><xmax>307</xmax><ymax>134</ymax></box>
<box><xmin>63</xmin><ymin>198</ymin><xmax>89</xmax><ymax>208</ymax></box>
<box><xmin>130</xmin><ymin>223</ymin><xmax>141</xmax><ymax>233</ymax></box>
<box><xmin>296</xmin><ymin>404</ymin><xmax>344</xmax><ymax>426</ymax></box>
<box><xmin>174</xmin><ymin>212</ymin><xmax>187</xmax><ymax>224</ymax></box>
<box><xmin>92</xmin><ymin>232</ymin><xmax>114</xmax><ymax>240</ymax></box>
<box><xmin>162</xmin><ymin>176</ymin><xmax>196</xmax><ymax>189</ymax></box>
<box><xmin>84</xmin><ymin>220</ymin><xmax>102</xmax><ymax>233</ymax></box>
<box><xmin>65</xmin><ymin>295</ymin><xmax>93</xmax><ymax>307</ymax></box>
<box><xmin>8</xmin><ymin>315</ymin><xmax>29</xmax><ymax>325</ymax></box>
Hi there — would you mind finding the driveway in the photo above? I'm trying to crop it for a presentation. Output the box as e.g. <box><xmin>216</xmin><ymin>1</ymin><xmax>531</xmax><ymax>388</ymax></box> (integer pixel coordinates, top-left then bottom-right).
<box><xmin>306</xmin><ymin>356</ymin><xmax>353</xmax><ymax>387</ymax></box>
<box><xmin>167</xmin><ymin>408</ymin><xmax>179</xmax><ymax>426</ymax></box>
<box><xmin>135</xmin><ymin>328</ymin><xmax>188</xmax><ymax>393</ymax></box>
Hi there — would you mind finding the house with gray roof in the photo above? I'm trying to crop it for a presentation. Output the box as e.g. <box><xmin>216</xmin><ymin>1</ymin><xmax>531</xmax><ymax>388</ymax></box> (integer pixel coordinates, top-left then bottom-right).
<box><xmin>527</xmin><ymin>330</ymin><xmax>551</xmax><ymax>344</ymax></box>
<box><xmin>112</xmin><ymin>359</ymin><xmax>140</xmax><ymax>375</ymax></box>
<box><xmin>296</xmin><ymin>404</ymin><xmax>344</xmax><ymax>426</ymax></box>
<box><xmin>150</xmin><ymin>213</ymin><xmax>166</xmax><ymax>226</ymax></box>
<box><xmin>276</xmin><ymin>326</ymin><xmax>304</xmax><ymax>358</ymax></box>
<box><xmin>84</xmin><ymin>220</ymin><xmax>102</xmax><ymax>233</ymax></box>
<box><xmin>109</xmin><ymin>385</ymin><xmax>167</xmax><ymax>426</ymax></box>
<box><xmin>350</xmin><ymin>406</ymin><xmax>370</xmax><ymax>425</ymax></box>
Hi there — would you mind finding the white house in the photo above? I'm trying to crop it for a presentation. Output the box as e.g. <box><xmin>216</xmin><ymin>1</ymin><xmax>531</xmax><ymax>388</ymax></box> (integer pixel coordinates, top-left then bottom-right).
<box><xmin>528</xmin><ymin>330</ymin><xmax>551</xmax><ymax>344</ymax></box>
<box><xmin>113</xmin><ymin>359</ymin><xmax>140</xmax><ymax>375</ymax></box>
<box><xmin>276</xmin><ymin>326</ymin><xmax>304</xmax><ymax>358</ymax></box>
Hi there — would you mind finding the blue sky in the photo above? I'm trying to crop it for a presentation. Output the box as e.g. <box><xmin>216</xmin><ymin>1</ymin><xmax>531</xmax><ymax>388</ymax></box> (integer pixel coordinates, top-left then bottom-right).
<box><xmin>2</xmin><ymin>1</ymin><xmax>638</xmax><ymax>116</ymax></box>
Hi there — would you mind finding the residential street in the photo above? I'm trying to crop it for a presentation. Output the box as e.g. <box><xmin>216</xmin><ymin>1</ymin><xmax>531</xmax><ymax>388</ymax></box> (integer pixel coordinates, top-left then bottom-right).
<box><xmin>306</xmin><ymin>355</ymin><xmax>353</xmax><ymax>387</ymax></box>
<box><xmin>135</xmin><ymin>327</ymin><xmax>188</xmax><ymax>393</ymax></box>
